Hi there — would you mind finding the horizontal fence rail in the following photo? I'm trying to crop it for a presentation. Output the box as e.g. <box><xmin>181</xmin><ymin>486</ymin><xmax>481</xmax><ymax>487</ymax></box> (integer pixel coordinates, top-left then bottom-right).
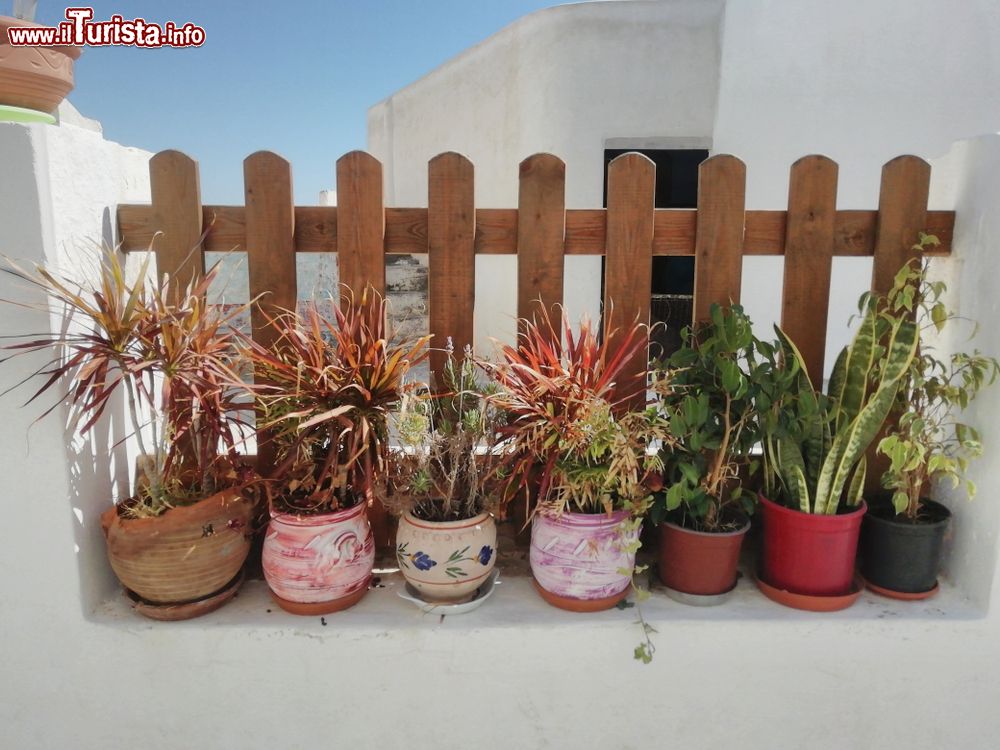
<box><xmin>117</xmin><ymin>150</ymin><xmax>954</xmax><ymax>531</ymax></box>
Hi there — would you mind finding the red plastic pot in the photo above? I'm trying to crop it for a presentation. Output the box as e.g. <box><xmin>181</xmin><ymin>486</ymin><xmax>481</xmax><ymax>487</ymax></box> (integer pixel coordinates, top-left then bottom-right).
<box><xmin>759</xmin><ymin>493</ymin><xmax>866</xmax><ymax>596</ymax></box>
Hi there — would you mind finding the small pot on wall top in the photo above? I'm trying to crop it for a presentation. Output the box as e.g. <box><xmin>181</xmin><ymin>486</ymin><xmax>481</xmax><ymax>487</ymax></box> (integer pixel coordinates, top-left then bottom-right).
<box><xmin>0</xmin><ymin>16</ymin><xmax>81</xmax><ymax>114</ymax></box>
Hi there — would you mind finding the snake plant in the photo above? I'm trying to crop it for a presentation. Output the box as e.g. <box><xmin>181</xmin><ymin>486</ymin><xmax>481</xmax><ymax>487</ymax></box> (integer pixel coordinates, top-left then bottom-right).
<box><xmin>761</xmin><ymin>296</ymin><xmax>918</xmax><ymax>515</ymax></box>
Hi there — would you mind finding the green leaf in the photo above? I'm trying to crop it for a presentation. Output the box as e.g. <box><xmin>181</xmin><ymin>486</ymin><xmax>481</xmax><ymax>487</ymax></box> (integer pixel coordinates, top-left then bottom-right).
<box><xmin>931</xmin><ymin>302</ymin><xmax>948</xmax><ymax>333</ymax></box>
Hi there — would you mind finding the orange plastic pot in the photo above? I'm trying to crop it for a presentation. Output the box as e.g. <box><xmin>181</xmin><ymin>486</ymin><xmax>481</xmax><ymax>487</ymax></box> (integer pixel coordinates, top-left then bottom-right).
<box><xmin>759</xmin><ymin>493</ymin><xmax>866</xmax><ymax>596</ymax></box>
<box><xmin>657</xmin><ymin>515</ymin><xmax>749</xmax><ymax>596</ymax></box>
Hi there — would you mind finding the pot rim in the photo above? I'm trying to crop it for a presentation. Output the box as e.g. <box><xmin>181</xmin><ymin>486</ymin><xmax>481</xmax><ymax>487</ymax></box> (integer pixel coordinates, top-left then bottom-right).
<box><xmin>661</xmin><ymin>513</ymin><xmax>751</xmax><ymax>538</ymax></box>
<box><xmin>534</xmin><ymin>506</ymin><xmax>631</xmax><ymax>527</ymax></box>
<box><xmin>758</xmin><ymin>492</ymin><xmax>867</xmax><ymax>522</ymax></box>
<box><xmin>270</xmin><ymin>500</ymin><xmax>367</xmax><ymax>525</ymax></box>
<box><xmin>401</xmin><ymin>510</ymin><xmax>493</xmax><ymax>530</ymax></box>
<box><xmin>101</xmin><ymin>485</ymin><xmax>249</xmax><ymax>535</ymax></box>
<box><xmin>0</xmin><ymin>16</ymin><xmax>83</xmax><ymax>58</ymax></box>
<box><xmin>863</xmin><ymin>497</ymin><xmax>952</xmax><ymax>529</ymax></box>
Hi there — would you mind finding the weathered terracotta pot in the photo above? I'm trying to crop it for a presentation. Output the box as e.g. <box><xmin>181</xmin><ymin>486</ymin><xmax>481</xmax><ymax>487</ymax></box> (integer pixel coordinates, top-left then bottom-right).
<box><xmin>530</xmin><ymin>508</ymin><xmax>639</xmax><ymax>611</ymax></box>
<box><xmin>262</xmin><ymin>502</ymin><xmax>375</xmax><ymax>615</ymax></box>
<box><xmin>100</xmin><ymin>488</ymin><xmax>253</xmax><ymax>606</ymax></box>
<box><xmin>396</xmin><ymin>511</ymin><xmax>497</xmax><ymax>603</ymax></box>
<box><xmin>0</xmin><ymin>16</ymin><xmax>81</xmax><ymax>113</ymax></box>
<box><xmin>658</xmin><ymin>513</ymin><xmax>750</xmax><ymax>597</ymax></box>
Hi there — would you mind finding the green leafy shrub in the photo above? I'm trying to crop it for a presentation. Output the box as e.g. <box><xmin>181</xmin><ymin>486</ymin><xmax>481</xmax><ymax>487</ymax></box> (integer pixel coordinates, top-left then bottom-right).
<box><xmin>875</xmin><ymin>237</ymin><xmax>999</xmax><ymax>518</ymax></box>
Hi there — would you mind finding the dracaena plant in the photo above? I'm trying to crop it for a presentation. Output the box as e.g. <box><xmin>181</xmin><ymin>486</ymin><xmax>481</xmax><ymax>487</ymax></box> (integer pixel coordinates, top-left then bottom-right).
<box><xmin>875</xmin><ymin>239</ymin><xmax>999</xmax><ymax>519</ymax></box>
<box><xmin>245</xmin><ymin>288</ymin><xmax>430</xmax><ymax>514</ymax></box>
<box><xmin>761</xmin><ymin>289</ymin><xmax>919</xmax><ymax>515</ymax></box>
<box><xmin>651</xmin><ymin>303</ymin><xmax>765</xmax><ymax>531</ymax></box>
<box><xmin>386</xmin><ymin>344</ymin><xmax>506</xmax><ymax>522</ymax></box>
<box><xmin>1</xmin><ymin>249</ymin><xmax>256</xmax><ymax>517</ymax></box>
<box><xmin>479</xmin><ymin>307</ymin><xmax>669</xmax><ymax>519</ymax></box>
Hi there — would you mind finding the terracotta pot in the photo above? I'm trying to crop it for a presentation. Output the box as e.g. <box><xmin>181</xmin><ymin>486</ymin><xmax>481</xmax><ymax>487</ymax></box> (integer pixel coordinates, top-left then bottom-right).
<box><xmin>396</xmin><ymin>511</ymin><xmax>497</xmax><ymax>603</ymax></box>
<box><xmin>262</xmin><ymin>502</ymin><xmax>375</xmax><ymax>615</ymax></box>
<box><xmin>759</xmin><ymin>493</ymin><xmax>866</xmax><ymax>597</ymax></box>
<box><xmin>100</xmin><ymin>488</ymin><xmax>253</xmax><ymax>606</ymax></box>
<box><xmin>529</xmin><ymin>508</ymin><xmax>638</xmax><ymax>611</ymax></box>
<box><xmin>0</xmin><ymin>16</ymin><xmax>81</xmax><ymax>113</ymax></box>
<box><xmin>658</xmin><ymin>513</ymin><xmax>750</xmax><ymax>596</ymax></box>
<box><xmin>860</xmin><ymin>497</ymin><xmax>951</xmax><ymax>598</ymax></box>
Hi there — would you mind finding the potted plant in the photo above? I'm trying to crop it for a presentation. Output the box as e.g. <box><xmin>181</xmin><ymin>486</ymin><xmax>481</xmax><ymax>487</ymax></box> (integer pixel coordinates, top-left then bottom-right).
<box><xmin>861</xmin><ymin>246</ymin><xmax>999</xmax><ymax>598</ymax></box>
<box><xmin>480</xmin><ymin>309</ymin><xmax>669</xmax><ymax>614</ymax></box>
<box><xmin>386</xmin><ymin>344</ymin><xmax>505</xmax><ymax>604</ymax></box>
<box><xmin>650</xmin><ymin>303</ymin><xmax>762</xmax><ymax>603</ymax></box>
<box><xmin>245</xmin><ymin>289</ymin><xmax>429</xmax><ymax>615</ymax></box>
<box><xmin>2</xmin><ymin>250</ymin><xmax>259</xmax><ymax>619</ymax></box>
<box><xmin>758</xmin><ymin>292</ymin><xmax>918</xmax><ymax>610</ymax></box>
<box><xmin>1</xmin><ymin>6</ymin><xmax>82</xmax><ymax>118</ymax></box>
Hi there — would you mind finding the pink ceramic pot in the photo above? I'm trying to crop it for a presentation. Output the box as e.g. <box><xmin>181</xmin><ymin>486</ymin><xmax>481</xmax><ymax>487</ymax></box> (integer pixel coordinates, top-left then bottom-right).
<box><xmin>529</xmin><ymin>508</ymin><xmax>639</xmax><ymax>611</ymax></box>
<box><xmin>262</xmin><ymin>502</ymin><xmax>375</xmax><ymax>615</ymax></box>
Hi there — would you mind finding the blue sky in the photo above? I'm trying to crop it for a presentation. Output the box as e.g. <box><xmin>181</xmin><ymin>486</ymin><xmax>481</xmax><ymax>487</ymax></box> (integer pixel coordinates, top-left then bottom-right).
<box><xmin>35</xmin><ymin>1</ymin><xmax>562</xmax><ymax>203</ymax></box>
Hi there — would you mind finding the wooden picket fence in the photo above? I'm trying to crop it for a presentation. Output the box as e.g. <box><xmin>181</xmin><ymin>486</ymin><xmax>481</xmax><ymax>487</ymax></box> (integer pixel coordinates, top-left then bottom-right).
<box><xmin>117</xmin><ymin>149</ymin><xmax>954</xmax><ymax>540</ymax></box>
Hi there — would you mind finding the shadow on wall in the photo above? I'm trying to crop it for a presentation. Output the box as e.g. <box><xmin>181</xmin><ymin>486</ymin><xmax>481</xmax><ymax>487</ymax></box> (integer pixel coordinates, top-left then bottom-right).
<box><xmin>63</xmin><ymin>391</ymin><xmax>129</xmax><ymax>617</ymax></box>
<box><xmin>63</xmin><ymin>212</ymin><xmax>130</xmax><ymax>615</ymax></box>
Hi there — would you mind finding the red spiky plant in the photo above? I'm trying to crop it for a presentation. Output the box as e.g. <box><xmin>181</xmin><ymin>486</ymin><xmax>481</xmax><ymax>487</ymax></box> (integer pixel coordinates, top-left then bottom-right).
<box><xmin>243</xmin><ymin>287</ymin><xmax>430</xmax><ymax>514</ymax></box>
<box><xmin>0</xmin><ymin>249</ymin><xmax>256</xmax><ymax>517</ymax></box>
<box><xmin>479</xmin><ymin>306</ymin><xmax>669</xmax><ymax>517</ymax></box>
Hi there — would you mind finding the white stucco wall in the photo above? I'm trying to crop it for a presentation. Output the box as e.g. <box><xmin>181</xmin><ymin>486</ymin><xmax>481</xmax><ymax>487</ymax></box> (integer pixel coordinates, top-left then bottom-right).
<box><xmin>368</xmin><ymin>0</ymin><xmax>725</xmax><ymax>353</ymax></box>
<box><xmin>715</xmin><ymin>0</ymin><xmax>1000</xmax><ymax>376</ymax></box>
<box><xmin>3</xmin><ymin>129</ymin><xmax>1000</xmax><ymax>750</ymax></box>
<box><xmin>4</xmin><ymin>3</ymin><xmax>1000</xmax><ymax>748</ymax></box>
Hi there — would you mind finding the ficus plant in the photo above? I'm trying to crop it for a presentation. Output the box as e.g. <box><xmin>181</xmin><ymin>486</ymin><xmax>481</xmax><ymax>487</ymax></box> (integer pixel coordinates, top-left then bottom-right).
<box><xmin>0</xmin><ymin>249</ymin><xmax>257</xmax><ymax>517</ymax></box>
<box><xmin>386</xmin><ymin>343</ymin><xmax>506</xmax><ymax>522</ymax></box>
<box><xmin>651</xmin><ymin>303</ymin><xmax>764</xmax><ymax>532</ymax></box>
<box><xmin>874</xmin><ymin>236</ymin><xmax>999</xmax><ymax>519</ymax></box>
<box><xmin>243</xmin><ymin>288</ymin><xmax>430</xmax><ymax>514</ymax></box>
<box><xmin>760</xmin><ymin>287</ymin><xmax>919</xmax><ymax>515</ymax></box>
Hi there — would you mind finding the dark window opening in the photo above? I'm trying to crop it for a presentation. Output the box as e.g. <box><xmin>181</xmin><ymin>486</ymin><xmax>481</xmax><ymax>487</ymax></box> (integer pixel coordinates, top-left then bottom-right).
<box><xmin>602</xmin><ymin>147</ymin><xmax>707</xmax><ymax>360</ymax></box>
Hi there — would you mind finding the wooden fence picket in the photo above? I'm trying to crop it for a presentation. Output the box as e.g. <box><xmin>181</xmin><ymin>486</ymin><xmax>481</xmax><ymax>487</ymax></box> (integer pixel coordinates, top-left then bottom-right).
<box><xmin>516</xmin><ymin>153</ymin><xmax>566</xmax><ymax>335</ymax></box>
<box><xmin>694</xmin><ymin>155</ymin><xmax>746</xmax><ymax>323</ymax></box>
<box><xmin>336</xmin><ymin>151</ymin><xmax>386</xmax><ymax>306</ymax></box>
<box><xmin>244</xmin><ymin>151</ymin><xmax>296</xmax><ymax>476</ymax></box>
<box><xmin>872</xmin><ymin>156</ymin><xmax>931</xmax><ymax>295</ymax></box>
<box><xmin>604</xmin><ymin>152</ymin><xmax>655</xmax><ymax>405</ymax></box>
<box><xmin>428</xmin><ymin>152</ymin><xmax>476</xmax><ymax>386</ymax></box>
<box><xmin>780</xmin><ymin>155</ymin><xmax>839</xmax><ymax>388</ymax></box>
<box><xmin>149</xmin><ymin>150</ymin><xmax>204</xmax><ymax>295</ymax></box>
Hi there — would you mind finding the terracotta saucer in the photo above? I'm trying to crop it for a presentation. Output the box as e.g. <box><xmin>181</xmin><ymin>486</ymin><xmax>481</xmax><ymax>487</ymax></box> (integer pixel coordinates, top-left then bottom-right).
<box><xmin>127</xmin><ymin>571</ymin><xmax>244</xmax><ymax>621</ymax></box>
<box><xmin>532</xmin><ymin>578</ymin><xmax>628</xmax><ymax>612</ymax></box>
<box><xmin>269</xmin><ymin>582</ymin><xmax>369</xmax><ymax>616</ymax></box>
<box><xmin>754</xmin><ymin>571</ymin><xmax>863</xmax><ymax>612</ymax></box>
<box><xmin>863</xmin><ymin>577</ymin><xmax>940</xmax><ymax>601</ymax></box>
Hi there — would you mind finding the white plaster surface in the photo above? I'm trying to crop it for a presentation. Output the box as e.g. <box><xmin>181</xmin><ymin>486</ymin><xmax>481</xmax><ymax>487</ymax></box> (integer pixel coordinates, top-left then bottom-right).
<box><xmin>3</xmin><ymin>1</ymin><xmax>1000</xmax><ymax>747</ymax></box>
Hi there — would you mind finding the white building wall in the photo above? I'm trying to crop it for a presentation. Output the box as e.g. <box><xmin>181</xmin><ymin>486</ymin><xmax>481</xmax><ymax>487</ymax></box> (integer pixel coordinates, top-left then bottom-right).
<box><xmin>368</xmin><ymin>0</ymin><xmax>725</xmax><ymax>353</ymax></box>
<box><xmin>714</xmin><ymin>0</ymin><xmax>1000</xmax><ymax>377</ymax></box>
<box><xmin>4</xmin><ymin>3</ymin><xmax>1000</xmax><ymax>748</ymax></box>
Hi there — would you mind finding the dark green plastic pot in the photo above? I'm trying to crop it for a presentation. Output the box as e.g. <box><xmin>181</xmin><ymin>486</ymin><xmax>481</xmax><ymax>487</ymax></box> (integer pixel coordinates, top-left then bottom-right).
<box><xmin>859</xmin><ymin>498</ymin><xmax>951</xmax><ymax>596</ymax></box>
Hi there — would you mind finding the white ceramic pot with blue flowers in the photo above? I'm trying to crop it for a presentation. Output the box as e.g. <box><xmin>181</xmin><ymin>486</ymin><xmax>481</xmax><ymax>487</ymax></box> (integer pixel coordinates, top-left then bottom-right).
<box><xmin>395</xmin><ymin>511</ymin><xmax>497</xmax><ymax>603</ymax></box>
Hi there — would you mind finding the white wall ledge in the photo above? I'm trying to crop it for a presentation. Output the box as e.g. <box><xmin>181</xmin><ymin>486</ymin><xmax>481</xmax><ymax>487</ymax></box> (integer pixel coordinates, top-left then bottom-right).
<box><xmin>90</xmin><ymin>568</ymin><xmax>984</xmax><ymax>638</ymax></box>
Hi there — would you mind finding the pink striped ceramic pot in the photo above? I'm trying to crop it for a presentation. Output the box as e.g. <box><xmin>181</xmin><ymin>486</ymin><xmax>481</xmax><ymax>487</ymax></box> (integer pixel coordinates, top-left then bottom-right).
<box><xmin>529</xmin><ymin>508</ymin><xmax>639</xmax><ymax>611</ymax></box>
<box><xmin>262</xmin><ymin>502</ymin><xmax>375</xmax><ymax>615</ymax></box>
<box><xmin>395</xmin><ymin>511</ymin><xmax>497</xmax><ymax>603</ymax></box>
